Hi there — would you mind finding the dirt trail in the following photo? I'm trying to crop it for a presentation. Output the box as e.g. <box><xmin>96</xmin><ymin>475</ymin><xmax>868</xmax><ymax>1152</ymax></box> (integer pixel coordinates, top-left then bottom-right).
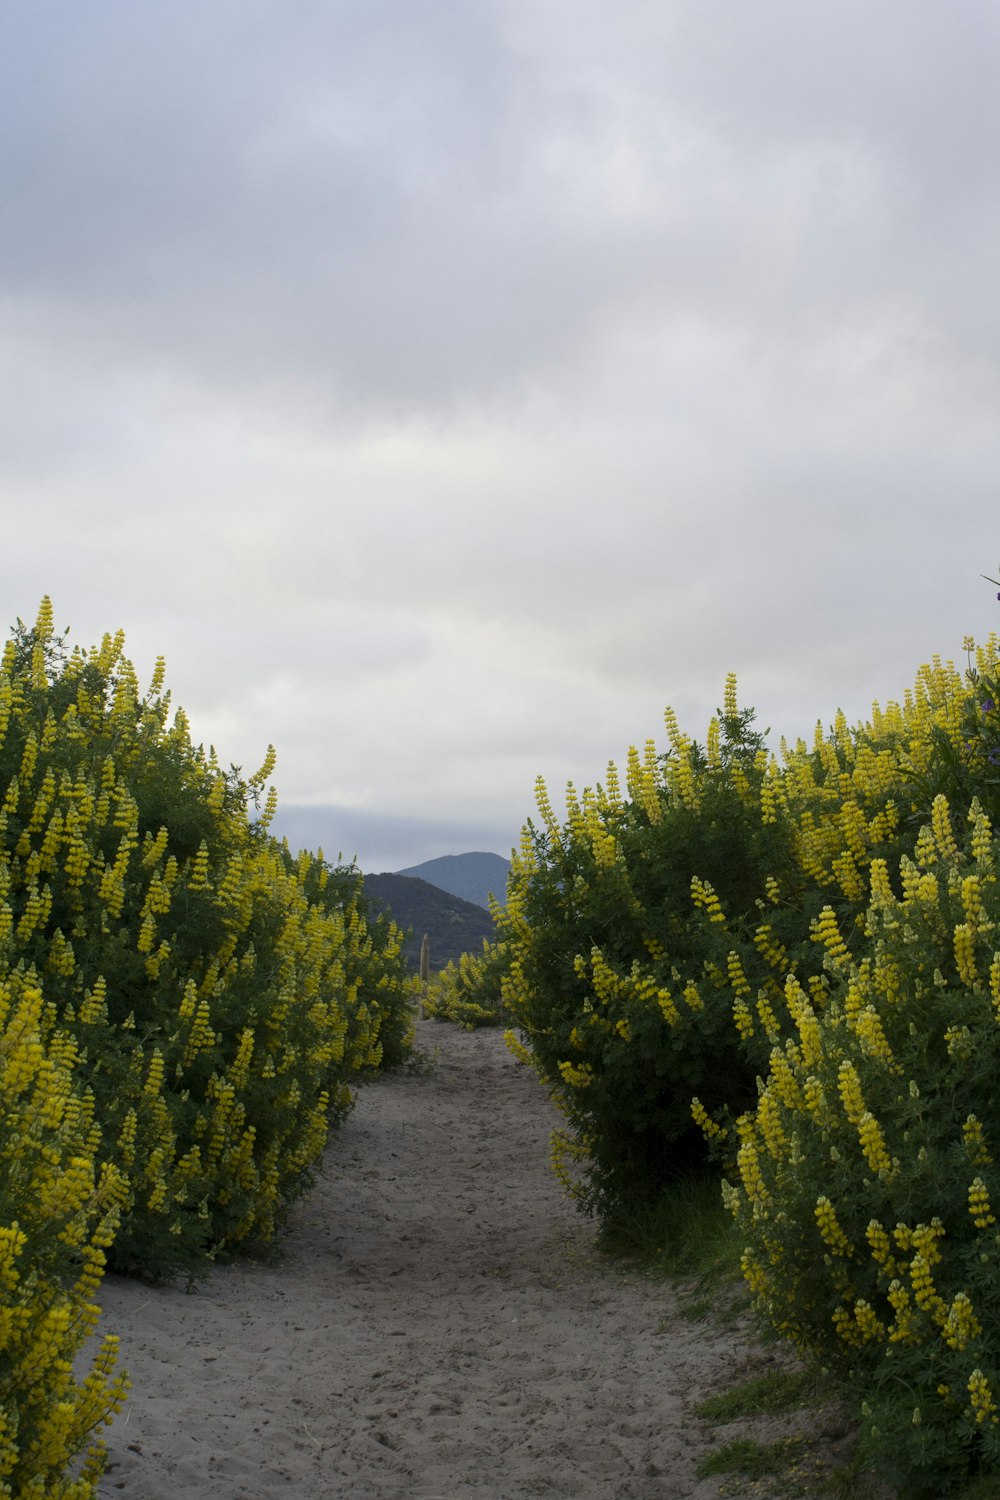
<box><xmin>94</xmin><ymin>1021</ymin><xmax>757</xmax><ymax>1499</ymax></box>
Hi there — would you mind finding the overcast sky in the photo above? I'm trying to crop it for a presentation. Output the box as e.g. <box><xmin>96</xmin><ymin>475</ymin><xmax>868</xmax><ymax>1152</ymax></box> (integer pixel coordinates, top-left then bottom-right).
<box><xmin>3</xmin><ymin>2</ymin><xmax>999</xmax><ymax>872</ymax></box>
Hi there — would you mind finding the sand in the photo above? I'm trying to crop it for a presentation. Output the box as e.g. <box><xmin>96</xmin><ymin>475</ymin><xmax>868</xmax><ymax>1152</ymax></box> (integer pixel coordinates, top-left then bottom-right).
<box><xmin>92</xmin><ymin>1020</ymin><xmax>773</xmax><ymax>1499</ymax></box>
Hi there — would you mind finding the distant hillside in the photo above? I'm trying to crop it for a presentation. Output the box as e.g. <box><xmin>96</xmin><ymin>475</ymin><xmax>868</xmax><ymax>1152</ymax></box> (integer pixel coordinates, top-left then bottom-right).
<box><xmin>363</xmin><ymin>873</ymin><xmax>495</xmax><ymax>972</ymax></box>
<box><xmin>395</xmin><ymin>851</ymin><xmax>510</xmax><ymax>911</ymax></box>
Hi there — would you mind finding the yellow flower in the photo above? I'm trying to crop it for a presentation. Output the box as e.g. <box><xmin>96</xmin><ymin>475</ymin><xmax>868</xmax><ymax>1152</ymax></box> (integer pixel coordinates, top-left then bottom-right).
<box><xmin>954</xmin><ymin>923</ymin><xmax>979</xmax><ymax>989</ymax></box>
<box><xmin>557</xmin><ymin>1060</ymin><xmax>594</xmax><ymax>1089</ymax></box>
<box><xmin>942</xmin><ymin>1292</ymin><xmax>982</xmax><ymax>1352</ymax></box>
<box><xmin>726</xmin><ymin>951</ymin><xmax>752</xmax><ymax>997</ymax></box>
<box><xmin>969</xmin><ymin>1177</ymin><xmax>997</xmax><ymax>1231</ymax></box>
<box><xmin>757</xmin><ymin>1093</ymin><xmax>787</xmax><ymax>1160</ymax></box>
<box><xmin>691</xmin><ymin>1097</ymin><xmax>726</xmax><ymax>1142</ymax></box>
<box><xmin>753</xmin><ymin>923</ymin><xmax>788</xmax><ymax>972</ymax></box>
<box><xmin>737</xmin><ymin>1139</ymin><xmax>770</xmax><ymax>1208</ymax></box>
<box><xmin>691</xmin><ymin>877</ymin><xmax>726</xmax><ymax>925</ymax></box>
<box><xmin>657</xmin><ymin>991</ymin><xmax>680</xmax><ymax>1026</ymax></box>
<box><xmin>804</xmin><ymin>1075</ymin><xmax>831</xmax><ymax>1126</ymax></box>
<box><xmin>887</xmin><ymin>1279</ymin><xmax>919</xmax><ymax>1343</ymax></box>
<box><xmin>858</xmin><ymin>1111</ymin><xmax>894</xmax><ymax>1177</ymax></box>
<box><xmin>732</xmin><ymin>997</ymin><xmax>755</xmax><ymax>1041</ymax></box>
<box><xmin>910</xmin><ymin>1253</ymin><xmax>946</xmax><ymax>1319</ymax></box>
<box><xmin>768</xmin><ymin>1051</ymin><xmax>803</xmax><ymax>1111</ymax></box>
<box><xmin>812</xmin><ymin>906</ymin><xmax>851</xmax><ymax>966</ymax></box>
<box><xmin>815</xmin><ymin>1196</ymin><xmax>852</xmax><ymax>1257</ymax></box>
<box><xmin>931</xmin><ymin>794</ymin><xmax>959</xmax><ymax>861</ymax></box>
<box><xmin>723</xmin><ymin>672</ymin><xmax>739</xmax><ymax>721</ymax></box>
<box><xmin>853</xmin><ymin>1299</ymin><xmax>886</xmax><ymax>1343</ymax></box>
<box><xmin>851</xmin><ymin>1007</ymin><xmax>898</xmax><ymax>1072</ymax></box>
<box><xmin>866</xmin><ymin>1219</ymin><xmax>898</xmax><ymax>1274</ymax></box>
<box><xmin>681</xmin><ymin>980</ymin><xmax>703</xmax><ymax>1013</ymax></box>
<box><xmin>963</xmin><ymin>1115</ymin><xmax>992</xmax><ymax>1168</ymax></box>
<box><xmin>968</xmin><ymin>1368</ymin><xmax>999</xmax><ymax>1425</ymax></box>
<box><xmin>837</xmin><ymin>1060</ymin><xmax>866</xmax><ymax>1125</ymax></box>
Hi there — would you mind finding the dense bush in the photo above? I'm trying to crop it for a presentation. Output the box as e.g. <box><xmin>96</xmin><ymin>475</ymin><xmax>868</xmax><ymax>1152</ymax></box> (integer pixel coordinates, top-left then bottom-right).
<box><xmin>495</xmin><ymin>675</ymin><xmax>922</xmax><ymax>1225</ymax></box>
<box><xmin>289</xmin><ymin>850</ymin><xmax>417</xmax><ymax>1069</ymax></box>
<box><xmin>423</xmin><ymin>939</ymin><xmax>511</xmax><ymax>1029</ymax></box>
<box><xmin>497</xmin><ymin>689</ymin><xmax>783</xmax><ymax>1220</ymax></box>
<box><xmin>0</xmin><ymin>969</ymin><xmax>128</xmax><ymax>1497</ymax></box>
<box><xmin>496</xmin><ymin>636</ymin><xmax>1000</xmax><ymax>1240</ymax></box>
<box><xmin>728</xmin><ymin>796</ymin><xmax>1000</xmax><ymax>1490</ymax></box>
<box><xmin>0</xmin><ymin>599</ymin><xmax>414</xmax><ymax>1281</ymax></box>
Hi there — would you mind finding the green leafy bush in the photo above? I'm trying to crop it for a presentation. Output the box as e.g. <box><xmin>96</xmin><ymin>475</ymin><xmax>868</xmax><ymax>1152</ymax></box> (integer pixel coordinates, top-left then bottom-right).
<box><xmin>0</xmin><ymin>599</ymin><xmax>412</xmax><ymax>1281</ymax></box>
<box><xmin>288</xmin><ymin>850</ymin><xmax>417</xmax><ymax>1069</ymax></box>
<box><xmin>0</xmin><ymin>969</ymin><xmax>128</xmax><ymax>1496</ymax></box>
<box><xmin>498</xmin><ymin>641</ymin><xmax>1000</xmax><ymax>1236</ymax></box>
<box><xmin>423</xmin><ymin>939</ymin><xmax>511</xmax><ymax>1028</ymax></box>
<box><xmin>728</xmin><ymin>796</ymin><xmax>1000</xmax><ymax>1490</ymax></box>
<box><xmin>496</xmin><ymin>683</ymin><xmax>808</xmax><ymax>1224</ymax></box>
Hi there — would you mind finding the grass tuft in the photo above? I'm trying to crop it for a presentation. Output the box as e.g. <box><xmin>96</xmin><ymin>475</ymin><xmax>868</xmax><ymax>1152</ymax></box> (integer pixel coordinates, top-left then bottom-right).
<box><xmin>597</xmin><ymin>1169</ymin><xmax>743</xmax><ymax>1276</ymax></box>
<box><xmin>696</xmin><ymin>1435</ymin><xmax>806</xmax><ymax>1480</ymax></box>
<box><xmin>695</xmin><ymin>1368</ymin><xmax>819</xmax><ymax>1423</ymax></box>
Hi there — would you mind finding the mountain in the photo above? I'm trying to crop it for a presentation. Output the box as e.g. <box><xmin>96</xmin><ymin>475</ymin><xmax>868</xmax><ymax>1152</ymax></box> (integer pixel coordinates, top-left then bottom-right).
<box><xmin>362</xmin><ymin>873</ymin><xmax>495</xmax><ymax>973</ymax></box>
<box><xmin>395</xmin><ymin>851</ymin><xmax>510</xmax><ymax>911</ymax></box>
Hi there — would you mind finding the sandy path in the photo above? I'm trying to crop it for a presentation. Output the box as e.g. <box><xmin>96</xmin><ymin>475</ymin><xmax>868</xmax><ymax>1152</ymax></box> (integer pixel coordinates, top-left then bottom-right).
<box><xmin>94</xmin><ymin>1021</ymin><xmax>745</xmax><ymax>1499</ymax></box>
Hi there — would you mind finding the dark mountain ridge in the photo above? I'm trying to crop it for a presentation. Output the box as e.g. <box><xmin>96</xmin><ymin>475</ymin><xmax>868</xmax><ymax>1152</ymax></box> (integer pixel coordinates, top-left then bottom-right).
<box><xmin>395</xmin><ymin>851</ymin><xmax>510</xmax><ymax>911</ymax></box>
<box><xmin>363</xmin><ymin>873</ymin><xmax>495</xmax><ymax>973</ymax></box>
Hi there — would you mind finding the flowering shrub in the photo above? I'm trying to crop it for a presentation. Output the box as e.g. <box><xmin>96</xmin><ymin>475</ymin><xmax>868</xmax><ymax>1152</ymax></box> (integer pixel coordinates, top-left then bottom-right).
<box><xmin>498</xmin><ymin>637</ymin><xmax>1000</xmax><ymax>1235</ymax></box>
<box><xmin>727</xmin><ymin>797</ymin><xmax>1000</xmax><ymax>1489</ymax></box>
<box><xmin>423</xmin><ymin>939</ymin><xmax>511</xmax><ymax>1028</ymax></box>
<box><xmin>496</xmin><ymin>681</ymin><xmax>806</xmax><ymax>1223</ymax></box>
<box><xmin>0</xmin><ymin>599</ymin><xmax>413</xmax><ymax>1281</ymax></box>
<box><xmin>289</xmin><ymin>852</ymin><xmax>417</xmax><ymax>1069</ymax></box>
<box><xmin>0</xmin><ymin>969</ymin><xmax>128</xmax><ymax>1496</ymax></box>
<box><xmin>909</xmin><ymin>575</ymin><xmax>1000</xmax><ymax>831</ymax></box>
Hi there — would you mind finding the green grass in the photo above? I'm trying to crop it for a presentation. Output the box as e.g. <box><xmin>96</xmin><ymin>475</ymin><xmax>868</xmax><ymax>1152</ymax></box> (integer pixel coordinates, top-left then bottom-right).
<box><xmin>597</xmin><ymin>1169</ymin><xmax>743</xmax><ymax>1276</ymax></box>
<box><xmin>695</xmin><ymin>1368</ymin><xmax>819</xmax><ymax>1424</ymax></box>
<box><xmin>696</xmin><ymin>1435</ymin><xmax>807</xmax><ymax>1481</ymax></box>
<box><xmin>596</xmin><ymin>1168</ymin><xmax>751</xmax><ymax>1332</ymax></box>
<box><xmin>957</xmin><ymin>1480</ymin><xmax>1000</xmax><ymax>1500</ymax></box>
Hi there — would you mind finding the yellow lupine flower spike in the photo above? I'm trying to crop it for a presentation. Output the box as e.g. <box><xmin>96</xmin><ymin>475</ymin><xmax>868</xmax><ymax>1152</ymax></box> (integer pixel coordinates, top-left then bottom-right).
<box><xmin>557</xmin><ymin>1060</ymin><xmax>594</xmax><ymax>1089</ymax></box>
<box><xmin>886</xmin><ymin>1279</ymin><xmax>919</xmax><ymax>1343</ymax></box>
<box><xmin>969</xmin><ymin>1176</ymin><xmax>997</xmax><ymax>1230</ymax></box>
<box><xmin>931</xmin><ymin>794</ymin><xmax>960</xmax><ymax>861</ymax></box>
<box><xmin>858</xmin><ymin>1111</ymin><xmax>894</xmax><ymax>1176</ymax></box>
<box><xmin>963</xmin><ymin>1115</ymin><xmax>992</xmax><ymax>1167</ymax></box>
<box><xmin>837</xmin><ymin>1060</ymin><xmax>866</xmax><ymax>1124</ymax></box>
<box><xmin>954</xmin><ymin>922</ymin><xmax>979</xmax><ymax>988</ymax></box>
<box><xmin>812</xmin><ymin>905</ymin><xmax>851</xmax><ymax>966</ymax></box>
<box><xmin>691</xmin><ymin>1097</ymin><xmax>727</xmax><ymax>1142</ymax></box>
<box><xmin>942</xmin><ymin>1292</ymin><xmax>982</xmax><ymax>1351</ymax></box>
<box><xmin>815</xmin><ymin>1196</ymin><xmax>852</xmax><ymax>1256</ymax></box>
<box><xmin>968</xmin><ymin>1368</ymin><xmax>999</xmax><ymax>1425</ymax></box>
<box><xmin>909</xmin><ymin>1252</ymin><xmax>946</xmax><ymax>1319</ymax></box>
<box><xmin>691</xmin><ymin>876</ymin><xmax>726</xmax><ymax>924</ymax></box>
<box><xmin>866</xmin><ymin>1219</ymin><xmax>898</xmax><ymax>1274</ymax></box>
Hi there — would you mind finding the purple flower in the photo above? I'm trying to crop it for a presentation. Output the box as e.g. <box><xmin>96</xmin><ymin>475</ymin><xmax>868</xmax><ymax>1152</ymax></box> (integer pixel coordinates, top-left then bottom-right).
<box><xmin>989</xmin><ymin>748</ymin><xmax>1000</xmax><ymax>766</ymax></box>
<box><xmin>982</xmin><ymin>699</ymin><xmax>996</xmax><ymax>714</ymax></box>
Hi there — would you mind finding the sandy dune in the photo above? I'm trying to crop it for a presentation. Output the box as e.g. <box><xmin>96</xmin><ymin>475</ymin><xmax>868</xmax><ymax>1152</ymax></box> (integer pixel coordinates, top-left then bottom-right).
<box><xmin>93</xmin><ymin>1020</ymin><xmax>755</xmax><ymax>1499</ymax></box>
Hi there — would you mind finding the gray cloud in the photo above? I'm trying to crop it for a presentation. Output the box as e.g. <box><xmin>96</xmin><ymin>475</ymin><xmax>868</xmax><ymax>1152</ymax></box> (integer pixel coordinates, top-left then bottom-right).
<box><xmin>2</xmin><ymin>1</ymin><xmax>1000</xmax><ymax>870</ymax></box>
<box><xmin>6</xmin><ymin>0</ymin><xmax>997</xmax><ymax>413</ymax></box>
